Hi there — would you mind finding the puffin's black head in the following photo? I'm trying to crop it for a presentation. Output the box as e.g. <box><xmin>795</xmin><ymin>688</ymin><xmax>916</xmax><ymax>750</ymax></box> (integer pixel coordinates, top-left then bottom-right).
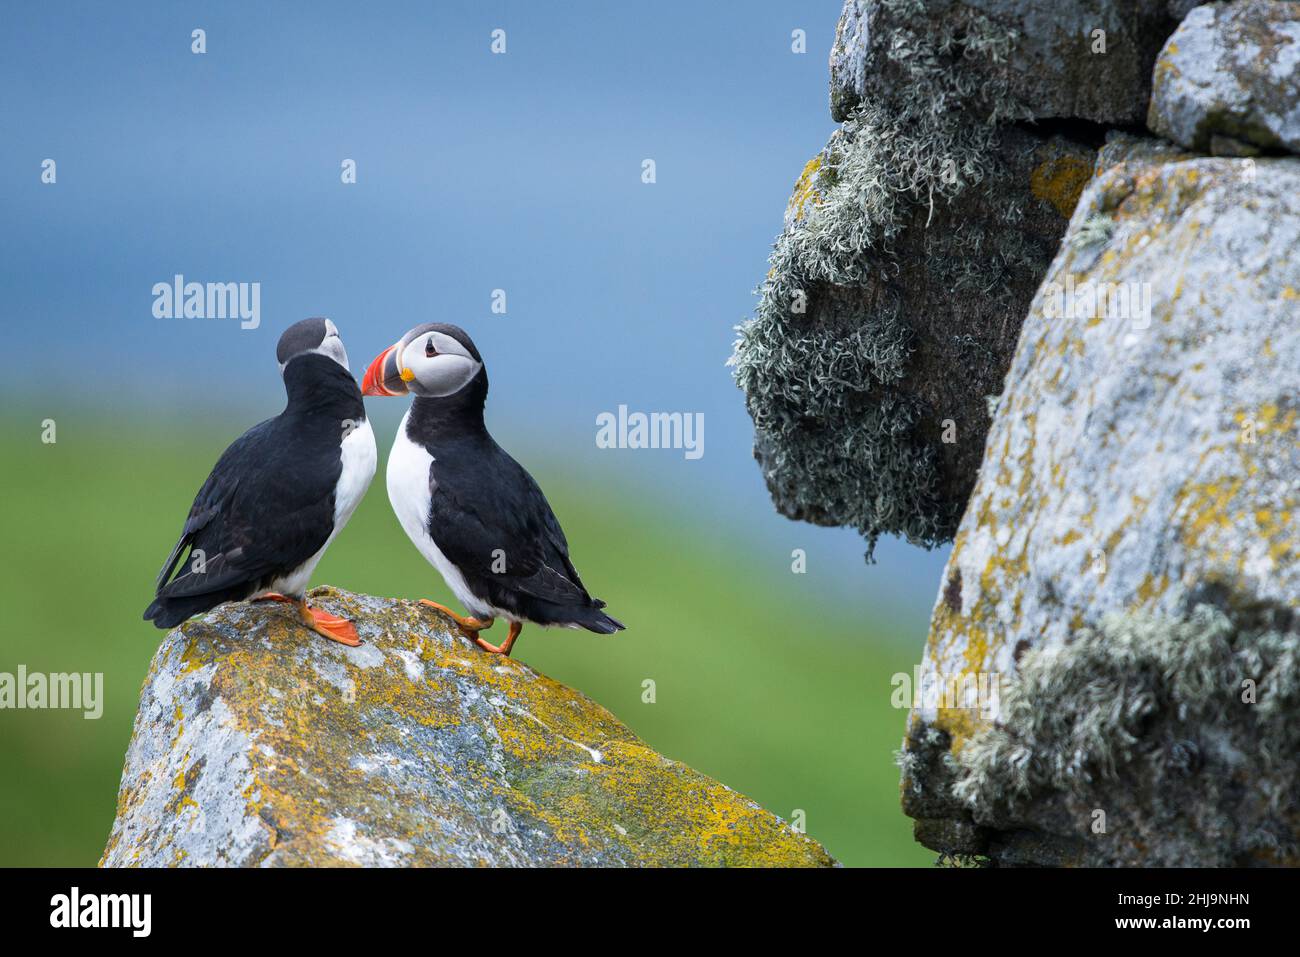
<box><xmin>362</xmin><ymin>323</ymin><xmax>483</xmax><ymax>399</ymax></box>
<box><xmin>277</xmin><ymin>317</ymin><xmax>350</xmax><ymax>374</ymax></box>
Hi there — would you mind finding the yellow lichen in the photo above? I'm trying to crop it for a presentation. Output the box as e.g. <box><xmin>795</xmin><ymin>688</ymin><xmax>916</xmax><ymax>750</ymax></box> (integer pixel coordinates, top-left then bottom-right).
<box><xmin>786</xmin><ymin>155</ymin><xmax>824</xmax><ymax>223</ymax></box>
<box><xmin>106</xmin><ymin>589</ymin><xmax>834</xmax><ymax>867</ymax></box>
<box><xmin>1030</xmin><ymin>154</ymin><xmax>1092</xmax><ymax>219</ymax></box>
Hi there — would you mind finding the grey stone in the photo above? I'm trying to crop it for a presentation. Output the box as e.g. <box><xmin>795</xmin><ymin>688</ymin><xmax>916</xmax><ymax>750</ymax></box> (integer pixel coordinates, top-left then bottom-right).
<box><xmin>900</xmin><ymin>134</ymin><xmax>1300</xmax><ymax>866</ymax></box>
<box><xmin>101</xmin><ymin>588</ymin><xmax>835</xmax><ymax>867</ymax></box>
<box><xmin>732</xmin><ymin>124</ymin><xmax>1094</xmax><ymax>557</ymax></box>
<box><xmin>1149</xmin><ymin>0</ymin><xmax>1300</xmax><ymax>156</ymax></box>
<box><xmin>738</xmin><ymin>0</ymin><xmax>1101</xmax><ymax>557</ymax></box>
<box><xmin>829</xmin><ymin>0</ymin><xmax>1179</xmax><ymax>125</ymax></box>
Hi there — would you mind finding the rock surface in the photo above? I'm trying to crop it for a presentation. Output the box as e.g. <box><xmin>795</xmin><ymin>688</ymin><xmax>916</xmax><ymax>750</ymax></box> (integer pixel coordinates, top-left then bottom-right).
<box><xmin>101</xmin><ymin>588</ymin><xmax>834</xmax><ymax>867</ymax></box>
<box><xmin>899</xmin><ymin>134</ymin><xmax>1300</xmax><ymax>866</ymax></box>
<box><xmin>732</xmin><ymin>124</ymin><xmax>1094</xmax><ymax>557</ymax></box>
<box><xmin>737</xmin><ymin>0</ymin><xmax>1116</xmax><ymax>557</ymax></box>
<box><xmin>829</xmin><ymin>0</ymin><xmax>1179</xmax><ymax>125</ymax></box>
<box><xmin>1148</xmin><ymin>0</ymin><xmax>1300</xmax><ymax>156</ymax></box>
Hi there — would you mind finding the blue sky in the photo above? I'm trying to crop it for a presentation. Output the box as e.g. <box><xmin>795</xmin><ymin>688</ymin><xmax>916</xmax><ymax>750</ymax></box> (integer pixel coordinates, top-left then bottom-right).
<box><xmin>0</xmin><ymin>1</ymin><xmax>951</xmax><ymax>629</ymax></box>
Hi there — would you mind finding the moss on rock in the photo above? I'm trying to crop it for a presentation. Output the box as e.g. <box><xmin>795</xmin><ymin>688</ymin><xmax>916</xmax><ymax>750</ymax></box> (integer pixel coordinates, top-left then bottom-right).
<box><xmin>100</xmin><ymin>588</ymin><xmax>835</xmax><ymax>868</ymax></box>
<box><xmin>732</xmin><ymin>1</ymin><xmax>1136</xmax><ymax>558</ymax></box>
<box><xmin>737</xmin><ymin>1</ymin><xmax>1188</xmax><ymax>559</ymax></box>
<box><xmin>732</xmin><ymin>105</ymin><xmax>1091</xmax><ymax>557</ymax></box>
<box><xmin>949</xmin><ymin>602</ymin><xmax>1300</xmax><ymax>866</ymax></box>
<box><xmin>900</xmin><ymin>135</ymin><xmax>1300</xmax><ymax>865</ymax></box>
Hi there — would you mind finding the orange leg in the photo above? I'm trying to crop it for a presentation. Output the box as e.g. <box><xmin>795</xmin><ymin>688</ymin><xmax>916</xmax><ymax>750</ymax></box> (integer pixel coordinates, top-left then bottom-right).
<box><xmin>419</xmin><ymin>599</ymin><xmax>494</xmax><ymax>632</ymax></box>
<box><xmin>475</xmin><ymin>621</ymin><xmax>522</xmax><ymax>657</ymax></box>
<box><xmin>418</xmin><ymin>600</ymin><xmax>520</xmax><ymax>656</ymax></box>
<box><xmin>252</xmin><ymin>593</ymin><xmax>294</xmax><ymax>603</ymax></box>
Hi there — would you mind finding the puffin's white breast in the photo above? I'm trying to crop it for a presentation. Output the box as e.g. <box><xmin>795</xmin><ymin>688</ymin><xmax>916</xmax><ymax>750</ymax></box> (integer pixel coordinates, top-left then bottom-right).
<box><xmin>334</xmin><ymin>415</ymin><xmax>378</xmax><ymax>528</ymax></box>
<box><xmin>266</xmin><ymin>415</ymin><xmax>376</xmax><ymax>598</ymax></box>
<box><xmin>385</xmin><ymin>408</ymin><xmax>491</xmax><ymax>616</ymax></box>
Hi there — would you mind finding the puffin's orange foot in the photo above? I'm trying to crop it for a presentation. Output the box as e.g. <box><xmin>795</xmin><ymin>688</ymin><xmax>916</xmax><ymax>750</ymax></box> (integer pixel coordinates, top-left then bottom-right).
<box><xmin>416</xmin><ymin>599</ymin><xmax>517</xmax><ymax>654</ymax></box>
<box><xmin>475</xmin><ymin>621</ymin><xmax>523</xmax><ymax>657</ymax></box>
<box><xmin>252</xmin><ymin>592</ymin><xmax>294</xmax><ymax>603</ymax></box>
<box><xmin>300</xmin><ymin>601</ymin><xmax>361</xmax><ymax>647</ymax></box>
<box><xmin>419</xmin><ymin>599</ymin><xmax>494</xmax><ymax>632</ymax></box>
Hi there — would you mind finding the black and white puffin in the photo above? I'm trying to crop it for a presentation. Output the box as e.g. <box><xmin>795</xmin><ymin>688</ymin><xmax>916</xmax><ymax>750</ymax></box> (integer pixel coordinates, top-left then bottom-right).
<box><xmin>361</xmin><ymin>323</ymin><xmax>623</xmax><ymax>656</ymax></box>
<box><xmin>144</xmin><ymin>318</ymin><xmax>377</xmax><ymax>645</ymax></box>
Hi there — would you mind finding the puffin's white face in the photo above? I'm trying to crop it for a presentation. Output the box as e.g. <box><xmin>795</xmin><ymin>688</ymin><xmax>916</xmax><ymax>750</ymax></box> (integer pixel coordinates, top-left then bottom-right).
<box><xmin>396</xmin><ymin>328</ymin><xmax>481</xmax><ymax>397</ymax></box>
<box><xmin>277</xmin><ymin>317</ymin><xmax>350</xmax><ymax>374</ymax></box>
<box><xmin>362</xmin><ymin>323</ymin><xmax>485</xmax><ymax>400</ymax></box>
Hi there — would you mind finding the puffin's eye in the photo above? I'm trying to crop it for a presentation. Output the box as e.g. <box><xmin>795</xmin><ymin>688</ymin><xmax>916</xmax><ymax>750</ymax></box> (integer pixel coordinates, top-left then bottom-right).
<box><xmin>425</xmin><ymin>338</ymin><xmax>438</xmax><ymax>358</ymax></box>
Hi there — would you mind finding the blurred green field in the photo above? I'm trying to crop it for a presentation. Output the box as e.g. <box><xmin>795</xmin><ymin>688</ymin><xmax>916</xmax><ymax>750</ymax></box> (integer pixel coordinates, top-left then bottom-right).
<box><xmin>0</xmin><ymin>417</ymin><xmax>934</xmax><ymax>867</ymax></box>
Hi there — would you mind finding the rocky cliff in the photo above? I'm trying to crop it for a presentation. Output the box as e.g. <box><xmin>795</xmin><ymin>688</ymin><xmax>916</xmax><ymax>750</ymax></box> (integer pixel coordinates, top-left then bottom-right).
<box><xmin>735</xmin><ymin>0</ymin><xmax>1300</xmax><ymax>865</ymax></box>
<box><xmin>101</xmin><ymin>588</ymin><xmax>834</xmax><ymax>867</ymax></box>
<box><xmin>902</xmin><ymin>131</ymin><xmax>1300</xmax><ymax>866</ymax></box>
<box><xmin>731</xmin><ymin>0</ymin><xmax>1185</xmax><ymax>558</ymax></box>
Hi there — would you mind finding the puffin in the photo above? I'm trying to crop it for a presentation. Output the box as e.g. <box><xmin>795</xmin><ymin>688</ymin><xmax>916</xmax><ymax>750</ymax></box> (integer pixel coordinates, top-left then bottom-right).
<box><xmin>143</xmin><ymin>318</ymin><xmax>377</xmax><ymax>645</ymax></box>
<box><xmin>360</xmin><ymin>323</ymin><xmax>623</xmax><ymax>656</ymax></box>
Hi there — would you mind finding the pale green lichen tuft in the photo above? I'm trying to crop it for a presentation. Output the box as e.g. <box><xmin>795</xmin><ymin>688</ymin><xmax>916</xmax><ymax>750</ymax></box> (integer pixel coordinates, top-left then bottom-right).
<box><xmin>949</xmin><ymin>601</ymin><xmax>1300</xmax><ymax>865</ymax></box>
<box><xmin>1070</xmin><ymin>213</ymin><xmax>1116</xmax><ymax>250</ymax></box>
<box><xmin>730</xmin><ymin>1</ymin><xmax>1036</xmax><ymax>559</ymax></box>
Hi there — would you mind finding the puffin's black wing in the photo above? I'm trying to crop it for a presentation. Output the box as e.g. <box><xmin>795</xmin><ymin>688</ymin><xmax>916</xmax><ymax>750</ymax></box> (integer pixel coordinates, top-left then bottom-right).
<box><xmin>427</xmin><ymin>448</ymin><xmax>621</xmax><ymax>632</ymax></box>
<box><xmin>144</xmin><ymin>418</ymin><xmax>341</xmax><ymax>627</ymax></box>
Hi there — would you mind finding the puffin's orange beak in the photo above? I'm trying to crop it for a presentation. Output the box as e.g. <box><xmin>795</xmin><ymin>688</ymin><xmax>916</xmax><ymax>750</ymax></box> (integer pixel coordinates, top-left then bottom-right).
<box><xmin>362</xmin><ymin>344</ymin><xmax>408</xmax><ymax>396</ymax></box>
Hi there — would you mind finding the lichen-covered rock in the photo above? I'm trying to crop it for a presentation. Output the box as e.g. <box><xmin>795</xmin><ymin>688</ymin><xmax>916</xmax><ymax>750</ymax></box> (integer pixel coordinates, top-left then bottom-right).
<box><xmin>827</xmin><ymin>0</ymin><xmax>869</xmax><ymax>123</ymax></box>
<box><xmin>732</xmin><ymin>125</ymin><xmax>1094</xmax><ymax>557</ymax></box>
<box><xmin>900</xmin><ymin>134</ymin><xmax>1300</xmax><ymax>866</ymax></box>
<box><xmin>101</xmin><ymin>588</ymin><xmax>834</xmax><ymax>867</ymax></box>
<box><xmin>736</xmin><ymin>0</ymin><xmax>1098</xmax><ymax>557</ymax></box>
<box><xmin>1148</xmin><ymin>0</ymin><xmax>1300</xmax><ymax>156</ymax></box>
<box><xmin>828</xmin><ymin>0</ymin><xmax>1179</xmax><ymax>125</ymax></box>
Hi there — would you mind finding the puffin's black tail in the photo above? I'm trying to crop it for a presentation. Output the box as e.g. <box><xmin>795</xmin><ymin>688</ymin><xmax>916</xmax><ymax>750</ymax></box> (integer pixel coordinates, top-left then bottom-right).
<box><xmin>575</xmin><ymin>604</ymin><xmax>624</xmax><ymax>635</ymax></box>
<box><xmin>143</xmin><ymin>591</ymin><xmax>230</xmax><ymax>629</ymax></box>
